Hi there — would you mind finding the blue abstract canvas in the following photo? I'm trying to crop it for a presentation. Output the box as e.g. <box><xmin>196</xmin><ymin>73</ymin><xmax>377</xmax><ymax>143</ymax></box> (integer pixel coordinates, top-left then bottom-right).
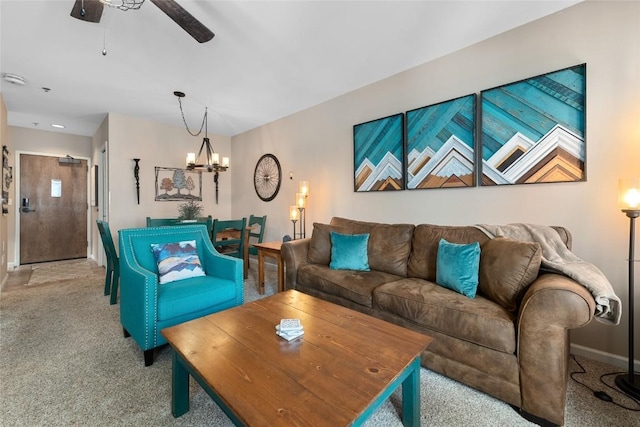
<box><xmin>406</xmin><ymin>94</ymin><xmax>476</xmax><ymax>189</ymax></box>
<box><xmin>353</xmin><ymin>113</ymin><xmax>404</xmax><ymax>192</ymax></box>
<box><xmin>480</xmin><ymin>64</ymin><xmax>586</xmax><ymax>185</ymax></box>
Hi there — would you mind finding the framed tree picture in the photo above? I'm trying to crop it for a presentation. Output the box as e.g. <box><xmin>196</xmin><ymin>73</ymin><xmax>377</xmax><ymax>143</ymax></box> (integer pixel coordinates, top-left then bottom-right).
<box><xmin>405</xmin><ymin>94</ymin><xmax>476</xmax><ymax>189</ymax></box>
<box><xmin>480</xmin><ymin>63</ymin><xmax>586</xmax><ymax>185</ymax></box>
<box><xmin>353</xmin><ymin>113</ymin><xmax>404</xmax><ymax>192</ymax></box>
<box><xmin>155</xmin><ymin>167</ymin><xmax>202</xmax><ymax>201</ymax></box>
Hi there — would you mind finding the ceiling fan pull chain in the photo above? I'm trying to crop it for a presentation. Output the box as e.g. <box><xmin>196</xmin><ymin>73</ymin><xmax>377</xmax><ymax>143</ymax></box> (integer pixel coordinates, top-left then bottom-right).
<box><xmin>102</xmin><ymin>27</ymin><xmax>107</xmax><ymax>56</ymax></box>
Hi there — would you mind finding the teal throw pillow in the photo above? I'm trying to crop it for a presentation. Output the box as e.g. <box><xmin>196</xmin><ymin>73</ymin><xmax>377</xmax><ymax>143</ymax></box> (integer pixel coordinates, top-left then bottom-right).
<box><xmin>329</xmin><ymin>231</ymin><xmax>370</xmax><ymax>271</ymax></box>
<box><xmin>151</xmin><ymin>240</ymin><xmax>206</xmax><ymax>284</ymax></box>
<box><xmin>436</xmin><ymin>238</ymin><xmax>481</xmax><ymax>298</ymax></box>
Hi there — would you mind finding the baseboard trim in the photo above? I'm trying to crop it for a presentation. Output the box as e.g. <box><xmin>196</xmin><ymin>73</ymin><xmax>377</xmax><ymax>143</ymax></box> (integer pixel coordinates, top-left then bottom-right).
<box><xmin>571</xmin><ymin>343</ymin><xmax>640</xmax><ymax>371</ymax></box>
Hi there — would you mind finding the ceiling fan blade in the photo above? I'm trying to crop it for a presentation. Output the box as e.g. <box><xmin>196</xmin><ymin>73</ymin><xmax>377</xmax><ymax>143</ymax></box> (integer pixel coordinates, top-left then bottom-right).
<box><xmin>70</xmin><ymin>0</ymin><xmax>104</xmax><ymax>23</ymax></box>
<box><xmin>150</xmin><ymin>0</ymin><xmax>214</xmax><ymax>43</ymax></box>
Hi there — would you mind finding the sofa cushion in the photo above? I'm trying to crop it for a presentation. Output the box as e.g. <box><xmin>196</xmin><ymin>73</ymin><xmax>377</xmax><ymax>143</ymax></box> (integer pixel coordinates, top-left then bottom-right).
<box><xmin>408</xmin><ymin>224</ymin><xmax>490</xmax><ymax>281</ymax></box>
<box><xmin>308</xmin><ymin>223</ymin><xmax>367</xmax><ymax>265</ymax></box>
<box><xmin>479</xmin><ymin>237</ymin><xmax>542</xmax><ymax>311</ymax></box>
<box><xmin>309</xmin><ymin>219</ymin><xmax>414</xmax><ymax>277</ymax></box>
<box><xmin>436</xmin><ymin>239</ymin><xmax>481</xmax><ymax>298</ymax></box>
<box><xmin>297</xmin><ymin>264</ymin><xmax>403</xmax><ymax>307</ymax></box>
<box><xmin>329</xmin><ymin>231</ymin><xmax>370</xmax><ymax>271</ymax></box>
<box><xmin>373</xmin><ymin>278</ymin><xmax>516</xmax><ymax>354</ymax></box>
<box><xmin>367</xmin><ymin>223</ymin><xmax>414</xmax><ymax>276</ymax></box>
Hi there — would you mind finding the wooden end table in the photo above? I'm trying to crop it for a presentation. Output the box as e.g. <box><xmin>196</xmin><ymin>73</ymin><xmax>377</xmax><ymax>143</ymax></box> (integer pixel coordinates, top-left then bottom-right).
<box><xmin>252</xmin><ymin>241</ymin><xmax>283</xmax><ymax>294</ymax></box>
<box><xmin>162</xmin><ymin>290</ymin><xmax>432</xmax><ymax>426</ymax></box>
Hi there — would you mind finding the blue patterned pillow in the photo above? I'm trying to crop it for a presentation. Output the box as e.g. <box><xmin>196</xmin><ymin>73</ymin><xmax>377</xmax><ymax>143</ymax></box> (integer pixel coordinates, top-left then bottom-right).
<box><xmin>329</xmin><ymin>231</ymin><xmax>370</xmax><ymax>271</ymax></box>
<box><xmin>436</xmin><ymin>238</ymin><xmax>480</xmax><ymax>298</ymax></box>
<box><xmin>150</xmin><ymin>240</ymin><xmax>206</xmax><ymax>284</ymax></box>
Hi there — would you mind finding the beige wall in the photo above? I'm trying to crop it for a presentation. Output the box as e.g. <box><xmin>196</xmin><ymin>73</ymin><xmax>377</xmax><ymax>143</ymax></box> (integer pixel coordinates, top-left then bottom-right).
<box><xmin>6</xmin><ymin>127</ymin><xmax>92</xmax><ymax>267</ymax></box>
<box><xmin>105</xmin><ymin>113</ymin><xmax>232</xmax><ymax>241</ymax></box>
<box><xmin>4</xmin><ymin>113</ymin><xmax>232</xmax><ymax>266</ymax></box>
<box><xmin>230</xmin><ymin>1</ymin><xmax>640</xmax><ymax>363</ymax></box>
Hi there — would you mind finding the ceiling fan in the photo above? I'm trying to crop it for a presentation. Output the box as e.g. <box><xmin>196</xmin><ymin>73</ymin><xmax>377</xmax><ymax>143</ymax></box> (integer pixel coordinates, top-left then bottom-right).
<box><xmin>70</xmin><ymin>0</ymin><xmax>214</xmax><ymax>43</ymax></box>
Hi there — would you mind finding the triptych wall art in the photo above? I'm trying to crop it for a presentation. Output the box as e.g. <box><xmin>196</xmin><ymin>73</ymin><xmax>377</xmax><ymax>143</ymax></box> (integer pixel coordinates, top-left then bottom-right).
<box><xmin>353</xmin><ymin>113</ymin><xmax>404</xmax><ymax>192</ymax></box>
<box><xmin>353</xmin><ymin>64</ymin><xmax>586</xmax><ymax>192</ymax></box>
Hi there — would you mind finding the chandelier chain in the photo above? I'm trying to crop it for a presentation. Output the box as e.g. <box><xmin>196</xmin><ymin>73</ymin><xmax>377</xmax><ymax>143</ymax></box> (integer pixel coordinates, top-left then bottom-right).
<box><xmin>100</xmin><ymin>0</ymin><xmax>145</xmax><ymax>11</ymax></box>
<box><xmin>177</xmin><ymin>97</ymin><xmax>207</xmax><ymax>137</ymax></box>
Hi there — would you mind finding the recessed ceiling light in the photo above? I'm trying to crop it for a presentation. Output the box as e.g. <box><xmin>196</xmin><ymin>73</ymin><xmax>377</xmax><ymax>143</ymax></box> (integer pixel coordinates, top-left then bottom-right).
<box><xmin>51</xmin><ymin>124</ymin><xmax>65</xmax><ymax>129</ymax></box>
<box><xmin>2</xmin><ymin>73</ymin><xmax>26</xmax><ymax>86</ymax></box>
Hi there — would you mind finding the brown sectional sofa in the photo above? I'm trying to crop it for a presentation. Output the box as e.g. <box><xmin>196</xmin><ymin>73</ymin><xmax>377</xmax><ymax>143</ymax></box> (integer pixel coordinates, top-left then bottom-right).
<box><xmin>281</xmin><ymin>217</ymin><xmax>596</xmax><ymax>426</ymax></box>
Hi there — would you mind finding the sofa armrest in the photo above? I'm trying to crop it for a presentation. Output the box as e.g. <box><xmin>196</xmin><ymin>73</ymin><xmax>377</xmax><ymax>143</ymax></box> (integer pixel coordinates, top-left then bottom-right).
<box><xmin>516</xmin><ymin>273</ymin><xmax>595</xmax><ymax>424</ymax></box>
<box><xmin>281</xmin><ymin>238</ymin><xmax>311</xmax><ymax>290</ymax></box>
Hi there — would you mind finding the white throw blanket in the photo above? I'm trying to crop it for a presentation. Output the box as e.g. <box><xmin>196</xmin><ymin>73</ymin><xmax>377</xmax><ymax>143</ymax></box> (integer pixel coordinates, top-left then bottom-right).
<box><xmin>474</xmin><ymin>223</ymin><xmax>621</xmax><ymax>325</ymax></box>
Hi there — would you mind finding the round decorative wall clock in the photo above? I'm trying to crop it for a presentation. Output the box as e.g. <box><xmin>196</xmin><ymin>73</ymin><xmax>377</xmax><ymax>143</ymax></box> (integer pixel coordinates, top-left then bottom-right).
<box><xmin>253</xmin><ymin>153</ymin><xmax>281</xmax><ymax>201</ymax></box>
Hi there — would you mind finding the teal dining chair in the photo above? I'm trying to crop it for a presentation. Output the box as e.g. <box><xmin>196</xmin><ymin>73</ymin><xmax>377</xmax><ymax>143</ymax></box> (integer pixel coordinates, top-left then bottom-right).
<box><xmin>96</xmin><ymin>219</ymin><xmax>119</xmax><ymax>305</ymax></box>
<box><xmin>248</xmin><ymin>214</ymin><xmax>267</xmax><ymax>257</ymax></box>
<box><xmin>212</xmin><ymin>218</ymin><xmax>247</xmax><ymax>260</ymax></box>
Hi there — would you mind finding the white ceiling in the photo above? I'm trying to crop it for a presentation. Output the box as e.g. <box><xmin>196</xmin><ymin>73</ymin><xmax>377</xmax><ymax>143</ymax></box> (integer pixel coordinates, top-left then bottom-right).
<box><xmin>0</xmin><ymin>0</ymin><xmax>580</xmax><ymax>138</ymax></box>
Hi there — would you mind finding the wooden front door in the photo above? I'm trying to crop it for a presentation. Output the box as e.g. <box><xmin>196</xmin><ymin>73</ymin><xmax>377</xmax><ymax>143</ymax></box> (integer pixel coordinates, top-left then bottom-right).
<box><xmin>19</xmin><ymin>154</ymin><xmax>88</xmax><ymax>264</ymax></box>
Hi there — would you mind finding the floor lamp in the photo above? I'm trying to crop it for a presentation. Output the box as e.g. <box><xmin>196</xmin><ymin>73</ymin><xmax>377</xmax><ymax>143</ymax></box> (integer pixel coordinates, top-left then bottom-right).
<box><xmin>616</xmin><ymin>178</ymin><xmax>640</xmax><ymax>401</ymax></box>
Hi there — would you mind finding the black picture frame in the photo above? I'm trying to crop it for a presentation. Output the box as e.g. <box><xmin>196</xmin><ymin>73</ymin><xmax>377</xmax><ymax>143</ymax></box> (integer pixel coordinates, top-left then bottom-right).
<box><xmin>353</xmin><ymin>113</ymin><xmax>405</xmax><ymax>192</ymax></box>
<box><xmin>479</xmin><ymin>63</ymin><xmax>586</xmax><ymax>186</ymax></box>
<box><xmin>405</xmin><ymin>94</ymin><xmax>476</xmax><ymax>189</ymax></box>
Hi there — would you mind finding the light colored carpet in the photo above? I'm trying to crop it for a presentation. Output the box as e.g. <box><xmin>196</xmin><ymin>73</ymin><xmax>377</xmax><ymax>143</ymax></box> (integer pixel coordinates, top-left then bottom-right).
<box><xmin>1</xmin><ymin>260</ymin><xmax>638</xmax><ymax>426</ymax></box>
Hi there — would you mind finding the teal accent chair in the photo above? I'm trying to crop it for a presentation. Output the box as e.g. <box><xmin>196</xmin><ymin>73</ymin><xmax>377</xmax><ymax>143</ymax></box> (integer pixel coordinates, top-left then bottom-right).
<box><xmin>212</xmin><ymin>218</ymin><xmax>247</xmax><ymax>260</ymax></box>
<box><xmin>96</xmin><ymin>219</ymin><xmax>119</xmax><ymax>305</ymax></box>
<box><xmin>118</xmin><ymin>224</ymin><xmax>243</xmax><ymax>366</ymax></box>
<box><xmin>248</xmin><ymin>215</ymin><xmax>267</xmax><ymax>257</ymax></box>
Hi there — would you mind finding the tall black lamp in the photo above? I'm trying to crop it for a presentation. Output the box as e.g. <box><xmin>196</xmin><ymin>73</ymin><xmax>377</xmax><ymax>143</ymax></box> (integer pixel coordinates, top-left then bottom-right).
<box><xmin>616</xmin><ymin>178</ymin><xmax>640</xmax><ymax>401</ymax></box>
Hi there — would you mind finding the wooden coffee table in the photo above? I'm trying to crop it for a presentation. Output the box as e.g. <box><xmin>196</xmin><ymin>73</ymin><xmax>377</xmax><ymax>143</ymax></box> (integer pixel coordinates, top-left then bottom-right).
<box><xmin>162</xmin><ymin>290</ymin><xmax>432</xmax><ymax>426</ymax></box>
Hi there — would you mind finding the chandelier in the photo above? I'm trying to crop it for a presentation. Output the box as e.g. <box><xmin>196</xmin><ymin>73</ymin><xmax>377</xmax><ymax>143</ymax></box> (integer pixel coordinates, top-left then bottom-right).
<box><xmin>174</xmin><ymin>91</ymin><xmax>229</xmax><ymax>204</ymax></box>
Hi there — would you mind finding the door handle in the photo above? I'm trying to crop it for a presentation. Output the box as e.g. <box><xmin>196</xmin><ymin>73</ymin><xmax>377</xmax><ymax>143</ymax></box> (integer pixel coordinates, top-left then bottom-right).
<box><xmin>21</xmin><ymin>197</ymin><xmax>35</xmax><ymax>212</ymax></box>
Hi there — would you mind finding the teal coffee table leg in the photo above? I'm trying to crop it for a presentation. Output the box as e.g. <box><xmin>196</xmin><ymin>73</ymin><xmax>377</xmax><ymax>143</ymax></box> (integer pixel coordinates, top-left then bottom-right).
<box><xmin>172</xmin><ymin>351</ymin><xmax>190</xmax><ymax>417</ymax></box>
<box><xmin>401</xmin><ymin>357</ymin><xmax>421</xmax><ymax>427</ymax></box>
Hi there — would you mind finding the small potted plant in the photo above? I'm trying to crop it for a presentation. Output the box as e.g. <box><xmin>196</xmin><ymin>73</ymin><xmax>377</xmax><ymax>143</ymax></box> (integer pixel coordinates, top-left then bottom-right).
<box><xmin>177</xmin><ymin>199</ymin><xmax>203</xmax><ymax>222</ymax></box>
